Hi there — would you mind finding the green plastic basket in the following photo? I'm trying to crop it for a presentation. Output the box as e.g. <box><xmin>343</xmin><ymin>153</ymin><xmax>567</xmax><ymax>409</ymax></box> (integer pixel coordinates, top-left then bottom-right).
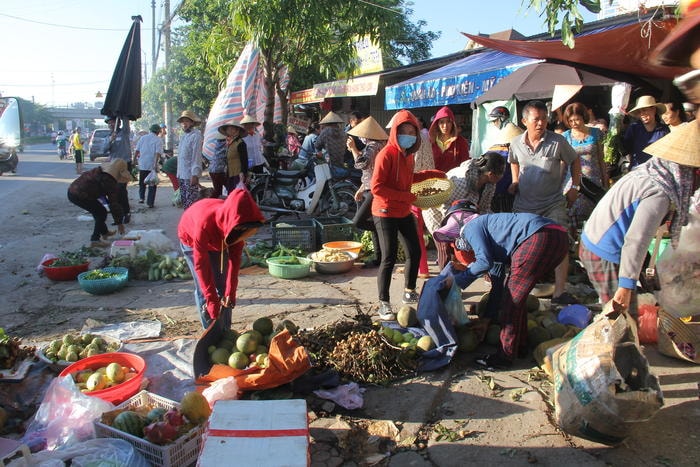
<box><xmin>266</xmin><ymin>256</ymin><xmax>312</xmax><ymax>279</ymax></box>
<box><xmin>78</xmin><ymin>267</ymin><xmax>129</xmax><ymax>295</ymax></box>
<box><xmin>313</xmin><ymin>217</ymin><xmax>357</xmax><ymax>248</ymax></box>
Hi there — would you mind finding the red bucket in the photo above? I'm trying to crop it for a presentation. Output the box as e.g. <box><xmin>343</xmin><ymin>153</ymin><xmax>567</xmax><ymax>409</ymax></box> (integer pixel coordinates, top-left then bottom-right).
<box><xmin>59</xmin><ymin>352</ymin><xmax>146</xmax><ymax>405</ymax></box>
<box><xmin>42</xmin><ymin>258</ymin><xmax>89</xmax><ymax>281</ymax></box>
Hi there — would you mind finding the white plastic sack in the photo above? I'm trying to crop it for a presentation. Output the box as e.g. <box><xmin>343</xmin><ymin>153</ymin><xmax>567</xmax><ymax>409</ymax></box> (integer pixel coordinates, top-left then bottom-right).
<box><xmin>202</xmin><ymin>376</ymin><xmax>239</xmax><ymax>408</ymax></box>
<box><xmin>144</xmin><ymin>169</ymin><xmax>159</xmax><ymax>186</ymax></box>
<box><xmin>126</xmin><ymin>229</ymin><xmax>175</xmax><ymax>254</ymax></box>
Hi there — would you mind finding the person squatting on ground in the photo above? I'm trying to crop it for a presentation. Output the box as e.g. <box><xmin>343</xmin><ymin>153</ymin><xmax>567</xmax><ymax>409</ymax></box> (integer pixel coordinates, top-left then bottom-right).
<box><xmin>579</xmin><ymin>122</ymin><xmax>700</xmax><ymax>319</ymax></box>
<box><xmin>371</xmin><ymin>110</ymin><xmax>425</xmax><ymax>320</ymax></box>
<box><xmin>69</xmin><ymin>127</ymin><xmax>84</xmax><ymax>174</ymax></box>
<box><xmin>134</xmin><ymin>124</ymin><xmax>163</xmax><ymax>208</ymax></box>
<box><xmin>219</xmin><ymin>119</ymin><xmax>249</xmax><ymax>192</ymax></box>
<box><xmin>508</xmin><ymin>100</ymin><xmax>581</xmax><ymax>305</ymax></box>
<box><xmin>424</xmin><ymin>153</ymin><xmax>505</xmax><ymax>269</ymax></box>
<box><xmin>103</xmin><ymin>116</ymin><xmax>133</xmax><ymax>224</ymax></box>
<box><xmin>176</xmin><ymin>110</ymin><xmax>204</xmax><ymax>209</ymax></box>
<box><xmin>178</xmin><ymin>188</ymin><xmax>265</xmax><ymax>329</ymax></box>
<box><xmin>444</xmin><ymin>212</ymin><xmax>569</xmax><ymax>368</ymax></box>
<box><xmin>67</xmin><ymin>159</ymin><xmax>129</xmax><ymax>248</ymax></box>
<box><xmin>347</xmin><ymin>116</ymin><xmax>389</xmax><ymax>268</ymax></box>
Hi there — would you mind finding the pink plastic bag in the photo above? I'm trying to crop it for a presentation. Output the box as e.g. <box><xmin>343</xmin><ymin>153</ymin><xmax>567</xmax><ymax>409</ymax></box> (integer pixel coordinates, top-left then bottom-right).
<box><xmin>638</xmin><ymin>304</ymin><xmax>659</xmax><ymax>344</ymax></box>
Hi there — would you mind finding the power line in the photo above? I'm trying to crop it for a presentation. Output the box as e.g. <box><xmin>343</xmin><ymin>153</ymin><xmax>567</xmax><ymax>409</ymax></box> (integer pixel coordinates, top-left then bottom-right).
<box><xmin>355</xmin><ymin>0</ymin><xmax>403</xmax><ymax>15</ymax></box>
<box><xmin>0</xmin><ymin>12</ymin><xmax>154</xmax><ymax>31</ymax></box>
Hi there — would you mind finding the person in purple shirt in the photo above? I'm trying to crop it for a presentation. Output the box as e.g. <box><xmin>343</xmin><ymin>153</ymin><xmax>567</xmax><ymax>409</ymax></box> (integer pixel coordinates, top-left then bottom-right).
<box><xmin>623</xmin><ymin>96</ymin><xmax>669</xmax><ymax>168</ymax></box>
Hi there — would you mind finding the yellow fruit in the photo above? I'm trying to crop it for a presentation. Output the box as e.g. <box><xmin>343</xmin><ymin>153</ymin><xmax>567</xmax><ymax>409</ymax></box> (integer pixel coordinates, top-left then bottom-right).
<box><xmin>397</xmin><ymin>305</ymin><xmax>418</xmax><ymax>328</ymax></box>
<box><xmin>180</xmin><ymin>391</ymin><xmax>211</xmax><ymax>424</ymax></box>
<box><xmin>105</xmin><ymin>362</ymin><xmax>125</xmax><ymax>383</ymax></box>
<box><xmin>255</xmin><ymin>353</ymin><xmax>268</xmax><ymax>367</ymax></box>
<box><xmin>85</xmin><ymin>372</ymin><xmax>106</xmax><ymax>391</ymax></box>
<box><xmin>416</xmin><ymin>336</ymin><xmax>435</xmax><ymax>352</ymax></box>
<box><xmin>75</xmin><ymin>370</ymin><xmax>93</xmax><ymax>383</ymax></box>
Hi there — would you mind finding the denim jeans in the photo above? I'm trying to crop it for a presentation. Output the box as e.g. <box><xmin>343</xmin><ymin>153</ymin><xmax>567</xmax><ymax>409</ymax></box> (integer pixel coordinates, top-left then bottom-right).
<box><xmin>180</xmin><ymin>242</ymin><xmax>229</xmax><ymax>328</ymax></box>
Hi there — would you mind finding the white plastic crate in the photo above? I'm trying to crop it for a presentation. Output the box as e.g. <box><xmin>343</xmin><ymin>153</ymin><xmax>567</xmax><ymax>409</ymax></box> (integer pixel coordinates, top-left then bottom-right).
<box><xmin>197</xmin><ymin>399</ymin><xmax>309</xmax><ymax>467</ymax></box>
<box><xmin>94</xmin><ymin>390</ymin><xmax>204</xmax><ymax>467</ymax></box>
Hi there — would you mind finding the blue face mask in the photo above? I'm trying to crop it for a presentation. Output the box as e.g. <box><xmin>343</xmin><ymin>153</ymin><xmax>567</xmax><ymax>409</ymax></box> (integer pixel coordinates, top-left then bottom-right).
<box><xmin>397</xmin><ymin>134</ymin><xmax>416</xmax><ymax>149</ymax></box>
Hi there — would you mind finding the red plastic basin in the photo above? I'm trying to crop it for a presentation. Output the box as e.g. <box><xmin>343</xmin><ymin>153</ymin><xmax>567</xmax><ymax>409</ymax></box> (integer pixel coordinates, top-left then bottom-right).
<box><xmin>42</xmin><ymin>258</ymin><xmax>89</xmax><ymax>281</ymax></box>
<box><xmin>59</xmin><ymin>352</ymin><xmax>146</xmax><ymax>405</ymax></box>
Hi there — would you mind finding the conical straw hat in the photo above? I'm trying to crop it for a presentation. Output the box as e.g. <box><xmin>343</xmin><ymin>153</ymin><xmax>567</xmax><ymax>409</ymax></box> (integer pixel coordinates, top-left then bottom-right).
<box><xmin>319</xmin><ymin>111</ymin><xmax>344</xmax><ymax>125</ymax></box>
<box><xmin>347</xmin><ymin>116</ymin><xmax>389</xmax><ymax>141</ymax></box>
<box><xmin>497</xmin><ymin>122</ymin><xmax>524</xmax><ymax>144</ymax></box>
<box><xmin>644</xmin><ymin>120</ymin><xmax>700</xmax><ymax>168</ymax></box>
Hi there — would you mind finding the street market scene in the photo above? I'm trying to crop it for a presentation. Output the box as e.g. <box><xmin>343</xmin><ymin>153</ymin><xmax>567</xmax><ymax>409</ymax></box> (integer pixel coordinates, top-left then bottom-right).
<box><xmin>1</xmin><ymin>0</ymin><xmax>700</xmax><ymax>466</ymax></box>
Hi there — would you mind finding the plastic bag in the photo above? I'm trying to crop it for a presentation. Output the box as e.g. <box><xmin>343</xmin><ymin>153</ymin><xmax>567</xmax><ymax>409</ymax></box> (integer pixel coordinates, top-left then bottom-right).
<box><xmin>10</xmin><ymin>439</ymin><xmax>148</xmax><ymax>467</ymax></box>
<box><xmin>313</xmin><ymin>382</ymin><xmax>366</xmax><ymax>410</ymax></box>
<box><xmin>656</xmin><ymin>226</ymin><xmax>700</xmax><ymax>318</ymax></box>
<box><xmin>202</xmin><ymin>376</ymin><xmax>239</xmax><ymax>408</ymax></box>
<box><xmin>172</xmin><ymin>188</ymin><xmax>182</xmax><ymax>207</ymax></box>
<box><xmin>144</xmin><ymin>169</ymin><xmax>159</xmax><ymax>186</ymax></box>
<box><xmin>21</xmin><ymin>375</ymin><xmax>113</xmax><ymax>452</ymax></box>
<box><xmin>638</xmin><ymin>304</ymin><xmax>659</xmax><ymax>344</ymax></box>
<box><xmin>444</xmin><ymin>277</ymin><xmax>469</xmax><ymax>326</ymax></box>
<box><xmin>36</xmin><ymin>253</ymin><xmax>57</xmax><ymax>273</ymax></box>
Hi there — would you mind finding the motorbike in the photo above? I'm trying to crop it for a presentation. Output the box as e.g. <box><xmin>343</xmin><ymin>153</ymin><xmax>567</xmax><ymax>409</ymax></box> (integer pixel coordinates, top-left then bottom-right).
<box><xmin>250</xmin><ymin>159</ymin><xmax>358</xmax><ymax>220</ymax></box>
<box><xmin>57</xmin><ymin>139</ymin><xmax>68</xmax><ymax>160</ymax></box>
<box><xmin>0</xmin><ymin>97</ymin><xmax>21</xmax><ymax>176</ymax></box>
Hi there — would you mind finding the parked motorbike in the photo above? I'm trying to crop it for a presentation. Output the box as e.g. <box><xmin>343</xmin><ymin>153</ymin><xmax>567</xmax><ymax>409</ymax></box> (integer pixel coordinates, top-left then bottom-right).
<box><xmin>250</xmin><ymin>159</ymin><xmax>358</xmax><ymax>220</ymax></box>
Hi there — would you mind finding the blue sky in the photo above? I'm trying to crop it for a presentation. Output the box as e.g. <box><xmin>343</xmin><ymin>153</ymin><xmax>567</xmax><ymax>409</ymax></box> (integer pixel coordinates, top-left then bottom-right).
<box><xmin>0</xmin><ymin>0</ymin><xmax>598</xmax><ymax>107</ymax></box>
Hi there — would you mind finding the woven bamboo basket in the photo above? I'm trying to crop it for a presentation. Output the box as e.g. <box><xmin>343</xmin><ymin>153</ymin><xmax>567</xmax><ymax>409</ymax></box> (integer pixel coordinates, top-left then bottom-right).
<box><xmin>657</xmin><ymin>308</ymin><xmax>700</xmax><ymax>364</ymax></box>
<box><xmin>411</xmin><ymin>178</ymin><xmax>454</xmax><ymax>209</ymax></box>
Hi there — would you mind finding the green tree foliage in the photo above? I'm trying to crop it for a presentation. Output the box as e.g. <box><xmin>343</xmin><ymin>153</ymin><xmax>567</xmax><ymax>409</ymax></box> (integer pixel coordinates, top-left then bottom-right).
<box><xmin>153</xmin><ymin>0</ymin><xmax>438</xmax><ymax>126</ymax></box>
<box><xmin>526</xmin><ymin>0</ymin><xmax>608</xmax><ymax>48</ymax></box>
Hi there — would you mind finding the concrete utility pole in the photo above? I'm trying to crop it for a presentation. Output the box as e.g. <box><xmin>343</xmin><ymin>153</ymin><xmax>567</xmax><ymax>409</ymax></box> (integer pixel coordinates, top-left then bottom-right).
<box><xmin>163</xmin><ymin>0</ymin><xmax>174</xmax><ymax>151</ymax></box>
<box><xmin>151</xmin><ymin>0</ymin><xmax>157</xmax><ymax>77</ymax></box>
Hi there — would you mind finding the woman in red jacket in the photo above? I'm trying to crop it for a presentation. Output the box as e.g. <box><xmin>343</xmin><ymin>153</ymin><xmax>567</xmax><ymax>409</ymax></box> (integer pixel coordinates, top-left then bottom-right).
<box><xmin>429</xmin><ymin>106</ymin><xmax>470</xmax><ymax>173</ymax></box>
<box><xmin>371</xmin><ymin>110</ymin><xmax>423</xmax><ymax>320</ymax></box>
<box><xmin>178</xmin><ymin>188</ymin><xmax>265</xmax><ymax>328</ymax></box>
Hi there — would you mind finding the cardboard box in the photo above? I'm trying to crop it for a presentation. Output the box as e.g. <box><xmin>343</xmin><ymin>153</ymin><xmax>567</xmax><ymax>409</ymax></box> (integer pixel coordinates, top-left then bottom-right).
<box><xmin>197</xmin><ymin>399</ymin><xmax>309</xmax><ymax>467</ymax></box>
<box><xmin>110</xmin><ymin>240</ymin><xmax>136</xmax><ymax>258</ymax></box>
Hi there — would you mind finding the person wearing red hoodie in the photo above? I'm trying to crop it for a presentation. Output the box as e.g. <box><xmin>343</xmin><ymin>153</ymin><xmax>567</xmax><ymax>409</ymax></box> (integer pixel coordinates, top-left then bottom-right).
<box><xmin>371</xmin><ymin>110</ymin><xmax>425</xmax><ymax>320</ymax></box>
<box><xmin>428</xmin><ymin>106</ymin><xmax>470</xmax><ymax>173</ymax></box>
<box><xmin>178</xmin><ymin>188</ymin><xmax>265</xmax><ymax>328</ymax></box>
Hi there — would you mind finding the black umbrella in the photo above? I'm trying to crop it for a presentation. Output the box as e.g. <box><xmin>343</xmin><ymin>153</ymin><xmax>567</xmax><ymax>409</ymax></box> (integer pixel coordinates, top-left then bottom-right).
<box><xmin>101</xmin><ymin>16</ymin><xmax>142</xmax><ymax>124</ymax></box>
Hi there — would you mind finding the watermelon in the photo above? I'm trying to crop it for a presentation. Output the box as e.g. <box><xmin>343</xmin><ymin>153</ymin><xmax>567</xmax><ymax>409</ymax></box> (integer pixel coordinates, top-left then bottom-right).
<box><xmin>113</xmin><ymin>411</ymin><xmax>147</xmax><ymax>437</ymax></box>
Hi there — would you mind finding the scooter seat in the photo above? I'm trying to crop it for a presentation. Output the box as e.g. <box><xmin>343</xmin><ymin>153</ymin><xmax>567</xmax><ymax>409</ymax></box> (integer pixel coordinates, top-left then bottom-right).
<box><xmin>276</xmin><ymin>169</ymin><xmax>303</xmax><ymax>177</ymax></box>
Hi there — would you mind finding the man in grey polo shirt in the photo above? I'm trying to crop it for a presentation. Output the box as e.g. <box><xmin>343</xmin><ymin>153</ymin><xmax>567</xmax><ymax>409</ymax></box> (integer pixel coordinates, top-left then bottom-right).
<box><xmin>508</xmin><ymin>100</ymin><xmax>582</xmax><ymax>305</ymax></box>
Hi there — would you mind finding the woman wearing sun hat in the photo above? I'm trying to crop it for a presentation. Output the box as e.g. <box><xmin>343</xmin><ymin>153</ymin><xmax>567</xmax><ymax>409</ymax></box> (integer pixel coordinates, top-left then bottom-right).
<box><xmin>623</xmin><ymin>96</ymin><xmax>669</xmax><ymax>169</ymax></box>
<box><xmin>580</xmin><ymin>121</ymin><xmax>700</xmax><ymax>320</ymax></box>
<box><xmin>176</xmin><ymin>110</ymin><xmax>203</xmax><ymax>209</ymax></box>
<box><xmin>218</xmin><ymin>119</ymin><xmax>248</xmax><ymax>192</ymax></box>
<box><xmin>347</xmin><ymin>116</ymin><xmax>389</xmax><ymax>268</ymax></box>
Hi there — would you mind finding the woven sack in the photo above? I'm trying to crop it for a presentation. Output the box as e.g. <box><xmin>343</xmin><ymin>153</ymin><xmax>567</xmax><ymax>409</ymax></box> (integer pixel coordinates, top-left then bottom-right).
<box><xmin>657</xmin><ymin>308</ymin><xmax>700</xmax><ymax>364</ymax></box>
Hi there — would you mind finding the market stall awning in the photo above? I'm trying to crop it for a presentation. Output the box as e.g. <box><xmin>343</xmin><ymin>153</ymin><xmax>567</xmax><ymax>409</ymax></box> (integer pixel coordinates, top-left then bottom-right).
<box><xmin>385</xmin><ymin>50</ymin><xmax>540</xmax><ymax>110</ymax></box>
<box><xmin>462</xmin><ymin>17</ymin><xmax>691</xmax><ymax>81</ymax></box>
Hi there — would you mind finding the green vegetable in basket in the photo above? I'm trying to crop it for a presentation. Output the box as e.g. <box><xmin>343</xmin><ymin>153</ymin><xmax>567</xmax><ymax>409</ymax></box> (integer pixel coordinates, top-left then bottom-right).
<box><xmin>83</xmin><ymin>270</ymin><xmax>121</xmax><ymax>280</ymax></box>
<box><xmin>275</xmin><ymin>256</ymin><xmax>301</xmax><ymax>265</ymax></box>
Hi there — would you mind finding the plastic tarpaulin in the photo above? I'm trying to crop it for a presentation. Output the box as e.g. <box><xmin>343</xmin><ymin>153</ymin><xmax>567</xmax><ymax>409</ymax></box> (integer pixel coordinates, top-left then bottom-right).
<box><xmin>385</xmin><ymin>50</ymin><xmax>539</xmax><ymax>110</ymax></box>
<box><xmin>463</xmin><ymin>17</ymin><xmax>691</xmax><ymax>81</ymax></box>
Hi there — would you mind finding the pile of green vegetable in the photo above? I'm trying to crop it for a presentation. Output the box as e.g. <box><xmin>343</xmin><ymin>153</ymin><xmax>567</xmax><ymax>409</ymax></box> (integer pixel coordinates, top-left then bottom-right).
<box><xmin>109</xmin><ymin>249</ymin><xmax>191</xmax><ymax>281</ymax></box>
<box><xmin>245</xmin><ymin>242</ymin><xmax>306</xmax><ymax>267</ymax></box>
<box><xmin>47</xmin><ymin>246</ymin><xmax>100</xmax><ymax>267</ymax></box>
<box><xmin>82</xmin><ymin>270</ymin><xmax>122</xmax><ymax>280</ymax></box>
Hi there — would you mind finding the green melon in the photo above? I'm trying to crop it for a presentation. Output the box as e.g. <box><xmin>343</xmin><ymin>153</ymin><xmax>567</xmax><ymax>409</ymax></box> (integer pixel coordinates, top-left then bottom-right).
<box><xmin>210</xmin><ymin>348</ymin><xmax>231</xmax><ymax>365</ymax></box>
<box><xmin>228</xmin><ymin>351</ymin><xmax>249</xmax><ymax>370</ymax></box>
<box><xmin>236</xmin><ymin>333</ymin><xmax>258</xmax><ymax>354</ymax></box>
<box><xmin>528</xmin><ymin>326</ymin><xmax>551</xmax><ymax>348</ymax></box>
<box><xmin>476</xmin><ymin>292</ymin><xmax>490</xmax><ymax>317</ymax></box>
<box><xmin>547</xmin><ymin>322</ymin><xmax>568</xmax><ymax>338</ymax></box>
<box><xmin>252</xmin><ymin>317</ymin><xmax>274</xmax><ymax>336</ymax></box>
<box><xmin>485</xmin><ymin>324</ymin><xmax>501</xmax><ymax>346</ymax></box>
<box><xmin>146</xmin><ymin>407</ymin><xmax>167</xmax><ymax>424</ymax></box>
<box><xmin>396</xmin><ymin>305</ymin><xmax>418</xmax><ymax>328</ymax></box>
<box><xmin>113</xmin><ymin>411</ymin><xmax>147</xmax><ymax>437</ymax></box>
<box><xmin>457</xmin><ymin>328</ymin><xmax>479</xmax><ymax>352</ymax></box>
<box><xmin>526</xmin><ymin>294</ymin><xmax>540</xmax><ymax>313</ymax></box>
